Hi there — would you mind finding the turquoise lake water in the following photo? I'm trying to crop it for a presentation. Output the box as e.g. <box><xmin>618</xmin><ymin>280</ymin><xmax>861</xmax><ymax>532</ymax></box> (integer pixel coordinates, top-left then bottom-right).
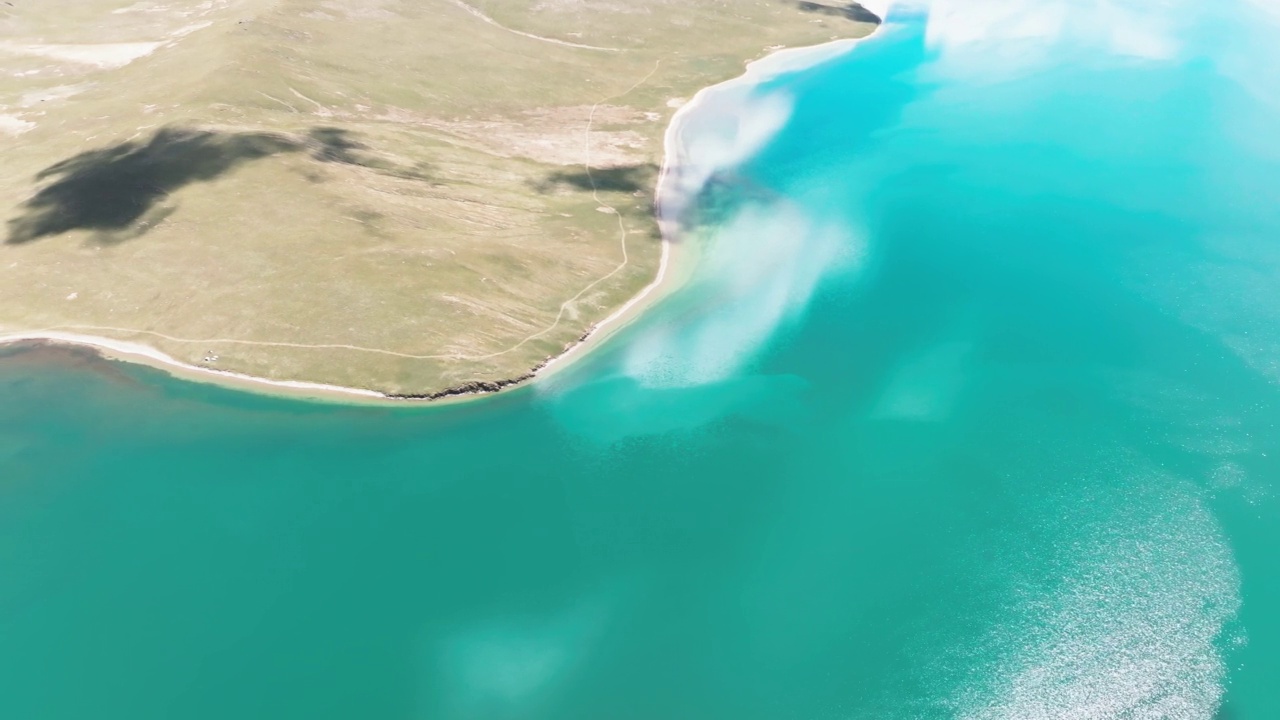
<box><xmin>4</xmin><ymin>5</ymin><xmax>1280</xmax><ymax>718</ymax></box>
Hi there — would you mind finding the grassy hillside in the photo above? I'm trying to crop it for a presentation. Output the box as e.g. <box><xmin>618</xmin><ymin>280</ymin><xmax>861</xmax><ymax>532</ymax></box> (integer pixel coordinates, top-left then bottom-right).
<box><xmin>0</xmin><ymin>0</ymin><xmax>876</xmax><ymax>395</ymax></box>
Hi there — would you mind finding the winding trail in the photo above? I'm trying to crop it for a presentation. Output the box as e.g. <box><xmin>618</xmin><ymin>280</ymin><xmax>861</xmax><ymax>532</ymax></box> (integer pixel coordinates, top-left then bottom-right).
<box><xmin>474</xmin><ymin>58</ymin><xmax>664</xmax><ymax>360</ymax></box>
<box><xmin>445</xmin><ymin>0</ymin><xmax>622</xmax><ymax>52</ymax></box>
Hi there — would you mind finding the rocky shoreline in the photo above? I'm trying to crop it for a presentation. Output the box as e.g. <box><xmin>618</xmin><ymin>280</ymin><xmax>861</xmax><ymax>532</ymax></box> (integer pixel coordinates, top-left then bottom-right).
<box><xmin>393</xmin><ymin>324</ymin><xmax>597</xmax><ymax>401</ymax></box>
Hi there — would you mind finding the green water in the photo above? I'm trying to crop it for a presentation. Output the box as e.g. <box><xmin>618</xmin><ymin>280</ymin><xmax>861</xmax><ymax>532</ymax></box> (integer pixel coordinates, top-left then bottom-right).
<box><xmin>4</xmin><ymin>6</ymin><xmax>1280</xmax><ymax>718</ymax></box>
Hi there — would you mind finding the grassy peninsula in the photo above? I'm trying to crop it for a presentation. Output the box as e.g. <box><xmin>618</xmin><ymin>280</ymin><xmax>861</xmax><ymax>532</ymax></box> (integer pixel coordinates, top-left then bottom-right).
<box><xmin>0</xmin><ymin>0</ymin><xmax>876</xmax><ymax>397</ymax></box>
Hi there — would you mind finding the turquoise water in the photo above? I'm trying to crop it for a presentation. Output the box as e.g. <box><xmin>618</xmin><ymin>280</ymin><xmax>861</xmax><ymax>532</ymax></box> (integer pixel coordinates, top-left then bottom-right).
<box><xmin>4</xmin><ymin>5</ymin><xmax>1280</xmax><ymax>718</ymax></box>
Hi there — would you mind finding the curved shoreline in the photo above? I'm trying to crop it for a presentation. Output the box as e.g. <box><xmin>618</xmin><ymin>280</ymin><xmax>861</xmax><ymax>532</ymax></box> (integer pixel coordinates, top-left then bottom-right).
<box><xmin>0</xmin><ymin>22</ymin><xmax>884</xmax><ymax>406</ymax></box>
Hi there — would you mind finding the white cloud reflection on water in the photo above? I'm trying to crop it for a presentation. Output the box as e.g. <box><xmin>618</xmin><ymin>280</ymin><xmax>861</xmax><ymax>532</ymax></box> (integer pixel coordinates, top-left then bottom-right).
<box><xmin>624</xmin><ymin>199</ymin><xmax>861</xmax><ymax>388</ymax></box>
<box><xmin>425</xmin><ymin>595</ymin><xmax>611</xmax><ymax>718</ymax></box>
<box><xmin>608</xmin><ymin>0</ymin><xmax>1280</xmax><ymax>396</ymax></box>
<box><xmin>916</xmin><ymin>0</ymin><xmax>1280</xmax><ymax>94</ymax></box>
<box><xmin>534</xmin><ymin>1</ymin><xmax>1272</xmax><ymax>715</ymax></box>
<box><xmin>894</xmin><ymin>2</ymin><xmax>1271</xmax><ymax>717</ymax></box>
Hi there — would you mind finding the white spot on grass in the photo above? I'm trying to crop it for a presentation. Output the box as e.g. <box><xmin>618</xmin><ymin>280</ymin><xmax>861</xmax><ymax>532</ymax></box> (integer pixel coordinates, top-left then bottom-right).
<box><xmin>0</xmin><ymin>41</ymin><xmax>165</xmax><ymax>69</ymax></box>
<box><xmin>111</xmin><ymin>2</ymin><xmax>168</xmax><ymax>14</ymax></box>
<box><xmin>0</xmin><ymin>114</ymin><xmax>35</xmax><ymax>136</ymax></box>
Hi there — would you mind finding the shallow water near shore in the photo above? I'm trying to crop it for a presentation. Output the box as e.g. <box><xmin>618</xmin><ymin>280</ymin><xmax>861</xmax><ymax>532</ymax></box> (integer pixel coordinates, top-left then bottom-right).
<box><xmin>5</xmin><ymin>5</ymin><xmax>1280</xmax><ymax>718</ymax></box>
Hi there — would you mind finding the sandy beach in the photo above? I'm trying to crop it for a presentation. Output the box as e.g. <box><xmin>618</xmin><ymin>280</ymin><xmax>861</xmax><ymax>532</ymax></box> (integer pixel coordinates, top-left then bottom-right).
<box><xmin>0</xmin><ymin>21</ymin><xmax>887</xmax><ymax>406</ymax></box>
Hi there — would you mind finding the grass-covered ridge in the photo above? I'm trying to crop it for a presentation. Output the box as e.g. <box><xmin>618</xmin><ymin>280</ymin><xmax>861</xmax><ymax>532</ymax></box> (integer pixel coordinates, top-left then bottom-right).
<box><xmin>0</xmin><ymin>0</ymin><xmax>876</xmax><ymax>396</ymax></box>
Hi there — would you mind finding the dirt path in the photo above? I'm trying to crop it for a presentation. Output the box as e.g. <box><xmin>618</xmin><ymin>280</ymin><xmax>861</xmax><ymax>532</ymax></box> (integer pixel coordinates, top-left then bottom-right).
<box><xmin>446</xmin><ymin>0</ymin><xmax>622</xmax><ymax>52</ymax></box>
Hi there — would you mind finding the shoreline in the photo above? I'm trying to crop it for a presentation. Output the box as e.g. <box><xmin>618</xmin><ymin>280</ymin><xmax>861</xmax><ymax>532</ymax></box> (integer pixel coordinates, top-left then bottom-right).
<box><xmin>0</xmin><ymin>21</ymin><xmax>885</xmax><ymax>406</ymax></box>
<box><xmin>513</xmin><ymin>6</ymin><xmax>893</xmax><ymax>384</ymax></box>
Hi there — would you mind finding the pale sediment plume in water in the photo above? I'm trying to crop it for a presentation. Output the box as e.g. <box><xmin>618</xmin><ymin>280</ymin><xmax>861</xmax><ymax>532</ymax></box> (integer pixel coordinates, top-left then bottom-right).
<box><xmin>661</xmin><ymin>91</ymin><xmax>793</xmax><ymax>226</ymax></box>
<box><xmin>618</xmin><ymin>1</ymin><xmax>1261</xmax><ymax>712</ymax></box>
<box><xmin>625</xmin><ymin>199</ymin><xmax>860</xmax><ymax>387</ymax></box>
<box><xmin>627</xmin><ymin>41</ymin><xmax>875</xmax><ymax>389</ymax></box>
<box><xmin>432</xmin><ymin>594</ymin><xmax>611</xmax><ymax>714</ymax></box>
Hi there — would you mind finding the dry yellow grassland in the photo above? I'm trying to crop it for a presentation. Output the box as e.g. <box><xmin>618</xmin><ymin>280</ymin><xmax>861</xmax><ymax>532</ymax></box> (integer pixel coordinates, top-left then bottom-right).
<box><xmin>0</xmin><ymin>0</ymin><xmax>876</xmax><ymax>396</ymax></box>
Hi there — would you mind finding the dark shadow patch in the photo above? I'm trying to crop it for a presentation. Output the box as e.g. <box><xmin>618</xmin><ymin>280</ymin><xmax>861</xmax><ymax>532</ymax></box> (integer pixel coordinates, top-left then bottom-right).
<box><xmin>307</xmin><ymin>127</ymin><xmax>433</xmax><ymax>181</ymax></box>
<box><xmin>7</xmin><ymin>125</ymin><xmax>438</xmax><ymax>245</ymax></box>
<box><xmin>308</xmin><ymin>126</ymin><xmax>366</xmax><ymax>164</ymax></box>
<box><xmin>535</xmin><ymin>163</ymin><xmax>658</xmax><ymax>195</ymax></box>
<box><xmin>6</xmin><ymin>127</ymin><xmax>303</xmax><ymax>245</ymax></box>
<box><xmin>796</xmin><ymin>1</ymin><xmax>881</xmax><ymax>23</ymax></box>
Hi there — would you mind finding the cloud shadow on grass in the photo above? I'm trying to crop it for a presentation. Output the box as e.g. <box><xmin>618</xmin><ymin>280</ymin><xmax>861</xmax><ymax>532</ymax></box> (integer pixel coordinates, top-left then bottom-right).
<box><xmin>308</xmin><ymin>126</ymin><xmax>433</xmax><ymax>181</ymax></box>
<box><xmin>535</xmin><ymin>163</ymin><xmax>658</xmax><ymax>195</ymax></box>
<box><xmin>7</xmin><ymin>125</ymin><xmax>433</xmax><ymax>245</ymax></box>
<box><xmin>531</xmin><ymin>163</ymin><xmax>664</xmax><ymax>241</ymax></box>
<box><xmin>6</xmin><ymin>128</ymin><xmax>303</xmax><ymax>245</ymax></box>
